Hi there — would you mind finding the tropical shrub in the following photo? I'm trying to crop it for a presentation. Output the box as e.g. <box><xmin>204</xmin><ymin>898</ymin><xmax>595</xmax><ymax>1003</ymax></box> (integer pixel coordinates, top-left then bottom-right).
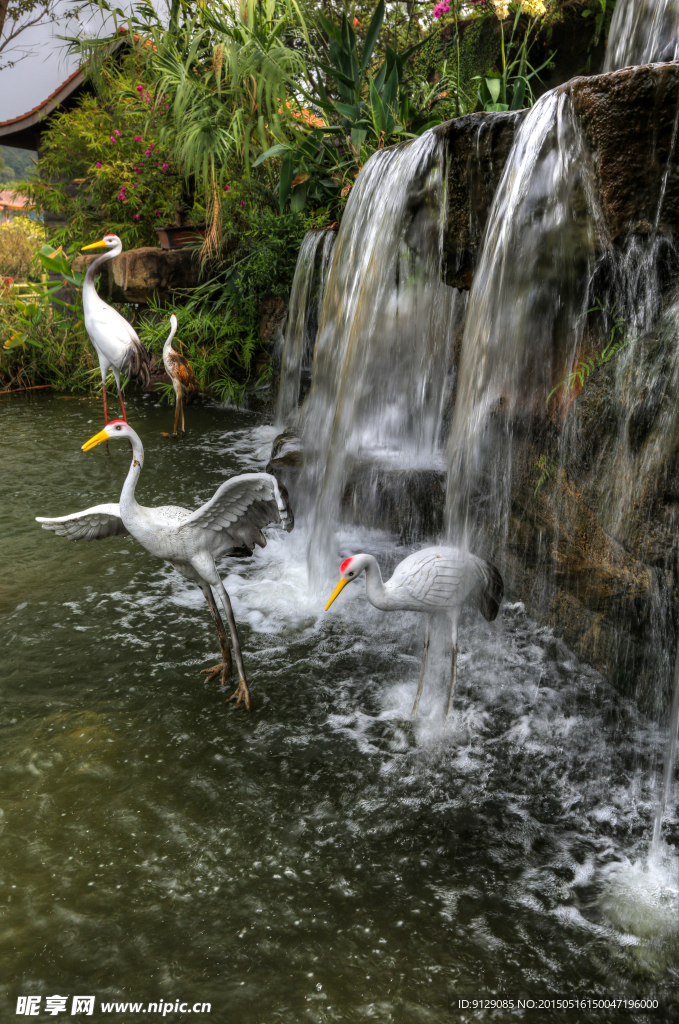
<box><xmin>0</xmin><ymin>218</ymin><xmax>45</xmax><ymax>281</ymax></box>
<box><xmin>25</xmin><ymin>64</ymin><xmax>187</xmax><ymax>251</ymax></box>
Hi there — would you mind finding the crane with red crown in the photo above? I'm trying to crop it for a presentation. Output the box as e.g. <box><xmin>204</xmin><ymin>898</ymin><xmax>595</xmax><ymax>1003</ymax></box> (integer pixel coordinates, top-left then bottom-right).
<box><xmin>325</xmin><ymin>547</ymin><xmax>503</xmax><ymax>720</ymax></box>
<box><xmin>36</xmin><ymin>419</ymin><xmax>294</xmax><ymax>710</ymax></box>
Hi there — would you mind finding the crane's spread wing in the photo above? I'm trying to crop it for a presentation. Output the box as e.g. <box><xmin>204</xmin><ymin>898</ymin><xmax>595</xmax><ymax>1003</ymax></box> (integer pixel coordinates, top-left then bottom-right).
<box><xmin>36</xmin><ymin>503</ymin><xmax>128</xmax><ymax>541</ymax></box>
<box><xmin>179</xmin><ymin>473</ymin><xmax>293</xmax><ymax>552</ymax></box>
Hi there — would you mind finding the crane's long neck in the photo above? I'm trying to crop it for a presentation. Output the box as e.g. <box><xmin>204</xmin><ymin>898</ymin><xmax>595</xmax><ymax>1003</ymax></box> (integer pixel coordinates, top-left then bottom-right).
<box><xmin>363</xmin><ymin>556</ymin><xmax>390</xmax><ymax>610</ymax></box>
<box><xmin>119</xmin><ymin>432</ymin><xmax>144</xmax><ymax>519</ymax></box>
<box><xmin>83</xmin><ymin>243</ymin><xmax>121</xmax><ymax>303</ymax></box>
<box><xmin>163</xmin><ymin>319</ymin><xmax>178</xmax><ymax>362</ymax></box>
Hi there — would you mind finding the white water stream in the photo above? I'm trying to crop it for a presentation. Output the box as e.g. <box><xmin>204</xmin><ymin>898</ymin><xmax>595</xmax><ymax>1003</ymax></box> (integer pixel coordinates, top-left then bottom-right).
<box><xmin>605</xmin><ymin>0</ymin><xmax>679</xmax><ymax>71</ymax></box>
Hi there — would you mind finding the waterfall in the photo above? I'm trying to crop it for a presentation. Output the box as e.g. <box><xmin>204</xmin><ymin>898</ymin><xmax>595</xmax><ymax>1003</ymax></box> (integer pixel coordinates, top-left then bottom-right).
<box><xmin>302</xmin><ymin>130</ymin><xmax>465</xmax><ymax>579</ymax></box>
<box><xmin>605</xmin><ymin>0</ymin><xmax>679</xmax><ymax>71</ymax></box>
<box><xmin>443</xmin><ymin>82</ymin><xmax>679</xmax><ymax>847</ymax></box>
<box><xmin>445</xmin><ymin>89</ymin><xmax>602</xmax><ymax>543</ymax></box>
<box><xmin>276</xmin><ymin>229</ymin><xmax>335</xmax><ymax>425</ymax></box>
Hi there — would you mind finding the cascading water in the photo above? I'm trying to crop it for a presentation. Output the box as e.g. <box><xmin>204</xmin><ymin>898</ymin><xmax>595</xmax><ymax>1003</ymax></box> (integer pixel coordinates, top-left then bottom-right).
<box><xmin>301</xmin><ymin>130</ymin><xmax>466</xmax><ymax>580</ymax></box>
<box><xmin>275</xmin><ymin>229</ymin><xmax>335</xmax><ymax>425</ymax></box>
<box><xmin>605</xmin><ymin>0</ymin><xmax>679</xmax><ymax>71</ymax></box>
<box><xmin>443</xmin><ymin>73</ymin><xmax>679</xmax><ymax>868</ymax></box>
<box><xmin>445</xmin><ymin>88</ymin><xmax>602</xmax><ymax>543</ymax></box>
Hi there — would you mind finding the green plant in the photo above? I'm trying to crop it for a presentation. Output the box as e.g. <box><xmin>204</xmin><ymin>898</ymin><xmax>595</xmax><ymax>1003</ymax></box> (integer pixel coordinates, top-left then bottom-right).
<box><xmin>0</xmin><ymin>217</ymin><xmax>45</xmax><ymax>280</ymax></box>
<box><xmin>253</xmin><ymin>0</ymin><xmax>439</xmax><ymax>212</ymax></box>
<box><xmin>533</xmin><ymin>452</ymin><xmax>559</xmax><ymax>496</ymax></box>
<box><xmin>24</xmin><ymin>61</ymin><xmax>185</xmax><ymax>251</ymax></box>
<box><xmin>547</xmin><ymin>301</ymin><xmax>630</xmax><ymax>406</ymax></box>
<box><xmin>475</xmin><ymin>5</ymin><xmax>554</xmax><ymax>111</ymax></box>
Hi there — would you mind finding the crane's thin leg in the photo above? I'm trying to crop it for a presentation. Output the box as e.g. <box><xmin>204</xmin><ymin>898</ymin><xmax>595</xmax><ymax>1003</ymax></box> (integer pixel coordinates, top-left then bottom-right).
<box><xmin>198</xmin><ymin>583</ymin><xmax>233</xmax><ymax>686</ymax></box>
<box><xmin>117</xmin><ymin>389</ymin><xmax>128</xmax><ymax>422</ymax></box>
<box><xmin>214</xmin><ymin>578</ymin><xmax>250</xmax><ymax>710</ymax></box>
<box><xmin>173</xmin><ymin>387</ymin><xmax>181</xmax><ymax>436</ymax></box>
<box><xmin>180</xmin><ymin>392</ymin><xmax>185</xmax><ymax>434</ymax></box>
<box><xmin>445</xmin><ymin>613</ymin><xmax>459</xmax><ymax>723</ymax></box>
<box><xmin>102</xmin><ymin>384</ymin><xmax>109</xmax><ymax>425</ymax></box>
<box><xmin>411</xmin><ymin>618</ymin><xmax>431</xmax><ymax>718</ymax></box>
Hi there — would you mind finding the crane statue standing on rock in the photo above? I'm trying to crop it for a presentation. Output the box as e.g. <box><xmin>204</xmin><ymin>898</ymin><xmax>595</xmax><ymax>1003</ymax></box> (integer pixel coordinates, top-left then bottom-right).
<box><xmin>36</xmin><ymin>420</ymin><xmax>294</xmax><ymax>710</ymax></box>
<box><xmin>325</xmin><ymin>547</ymin><xmax>503</xmax><ymax>721</ymax></box>
<box><xmin>163</xmin><ymin>314</ymin><xmax>198</xmax><ymax>435</ymax></box>
<box><xmin>81</xmin><ymin>234</ymin><xmax>151</xmax><ymax>424</ymax></box>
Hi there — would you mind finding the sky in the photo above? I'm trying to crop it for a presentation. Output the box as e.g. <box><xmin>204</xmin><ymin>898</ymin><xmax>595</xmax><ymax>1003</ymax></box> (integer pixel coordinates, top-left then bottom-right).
<box><xmin>0</xmin><ymin>1</ymin><xmax>136</xmax><ymax>126</ymax></box>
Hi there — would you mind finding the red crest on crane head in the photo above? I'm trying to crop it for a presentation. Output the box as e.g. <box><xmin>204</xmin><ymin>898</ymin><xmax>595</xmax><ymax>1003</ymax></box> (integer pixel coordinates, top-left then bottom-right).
<box><xmin>340</xmin><ymin>557</ymin><xmax>353</xmax><ymax>573</ymax></box>
<box><xmin>106</xmin><ymin>419</ymin><xmax>126</xmax><ymax>427</ymax></box>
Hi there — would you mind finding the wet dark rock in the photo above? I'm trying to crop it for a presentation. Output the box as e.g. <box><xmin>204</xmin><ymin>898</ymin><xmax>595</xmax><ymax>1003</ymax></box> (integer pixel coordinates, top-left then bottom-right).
<box><xmin>436</xmin><ymin>111</ymin><xmax>525</xmax><ymax>290</ymax></box>
<box><xmin>341</xmin><ymin>466</ymin><xmax>446</xmax><ymax>543</ymax></box>
<box><xmin>259</xmin><ymin>295</ymin><xmax>288</xmax><ymax>353</ymax></box>
<box><xmin>569</xmin><ymin>62</ymin><xmax>679</xmax><ymax>242</ymax></box>
<box><xmin>437</xmin><ymin>63</ymin><xmax>679</xmax><ymax>290</ymax></box>
<box><xmin>266</xmin><ymin>429</ymin><xmax>304</xmax><ymax>493</ymax></box>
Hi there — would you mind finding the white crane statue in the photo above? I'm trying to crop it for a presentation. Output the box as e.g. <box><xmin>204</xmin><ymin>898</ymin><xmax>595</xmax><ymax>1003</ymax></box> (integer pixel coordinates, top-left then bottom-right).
<box><xmin>36</xmin><ymin>420</ymin><xmax>294</xmax><ymax>710</ymax></box>
<box><xmin>81</xmin><ymin>234</ymin><xmax>151</xmax><ymax>424</ymax></box>
<box><xmin>325</xmin><ymin>547</ymin><xmax>503</xmax><ymax>720</ymax></box>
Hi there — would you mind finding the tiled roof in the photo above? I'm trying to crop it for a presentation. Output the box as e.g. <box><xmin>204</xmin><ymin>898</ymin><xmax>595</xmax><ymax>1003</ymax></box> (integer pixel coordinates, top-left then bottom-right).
<box><xmin>0</xmin><ymin>67</ymin><xmax>86</xmax><ymax>135</ymax></box>
<box><xmin>0</xmin><ymin>189</ymin><xmax>32</xmax><ymax>210</ymax></box>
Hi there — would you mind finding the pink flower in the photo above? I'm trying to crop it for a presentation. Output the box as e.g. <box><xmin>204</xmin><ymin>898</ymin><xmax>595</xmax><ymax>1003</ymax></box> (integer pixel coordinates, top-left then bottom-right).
<box><xmin>223</xmin><ymin>184</ymin><xmax>230</xmax><ymax>191</ymax></box>
<box><xmin>161</xmin><ymin>163</ymin><xmax>169</xmax><ymax>172</ymax></box>
<box><xmin>134</xmin><ymin>135</ymin><xmax>143</xmax><ymax>142</ymax></box>
<box><xmin>239</xmin><ymin>200</ymin><xmax>245</xmax><ymax>207</ymax></box>
<box><xmin>110</xmin><ymin>136</ymin><xmax>116</xmax><ymax>143</ymax></box>
<box><xmin>132</xmin><ymin>213</ymin><xmax>140</xmax><ymax>220</ymax></box>
<box><xmin>114</xmin><ymin>129</ymin><xmax>121</xmax><ymax>136</ymax></box>
<box><xmin>95</xmin><ymin>161</ymin><xmax>102</xmax><ymax>168</ymax></box>
<box><xmin>433</xmin><ymin>0</ymin><xmax>449</xmax><ymax>16</ymax></box>
<box><xmin>154</xmin><ymin>209</ymin><xmax>159</xmax><ymax>216</ymax></box>
<box><xmin>136</xmin><ymin>84</ymin><xmax>144</xmax><ymax>93</ymax></box>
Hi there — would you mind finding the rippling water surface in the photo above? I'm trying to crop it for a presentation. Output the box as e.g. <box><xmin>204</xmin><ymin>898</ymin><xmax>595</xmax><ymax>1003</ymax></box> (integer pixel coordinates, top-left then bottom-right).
<box><xmin>1</xmin><ymin>395</ymin><xmax>678</xmax><ymax>1022</ymax></box>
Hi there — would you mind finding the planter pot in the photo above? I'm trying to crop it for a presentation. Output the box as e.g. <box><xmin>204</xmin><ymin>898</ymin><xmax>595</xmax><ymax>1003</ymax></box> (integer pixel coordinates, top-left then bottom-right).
<box><xmin>155</xmin><ymin>225</ymin><xmax>206</xmax><ymax>250</ymax></box>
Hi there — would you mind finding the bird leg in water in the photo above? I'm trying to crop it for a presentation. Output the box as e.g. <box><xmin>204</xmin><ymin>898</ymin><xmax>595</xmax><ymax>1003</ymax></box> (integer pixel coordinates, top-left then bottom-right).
<box><xmin>173</xmin><ymin>386</ymin><xmax>185</xmax><ymax>436</ymax></box>
<box><xmin>173</xmin><ymin>389</ymin><xmax>181</xmax><ymax>436</ymax></box>
<box><xmin>214</xmin><ymin>579</ymin><xmax>251</xmax><ymax>710</ymax></box>
<box><xmin>411</xmin><ymin>618</ymin><xmax>431</xmax><ymax>718</ymax></box>
<box><xmin>445</xmin><ymin>613</ymin><xmax>459</xmax><ymax>722</ymax></box>
<box><xmin>199</xmin><ymin>583</ymin><xmax>233</xmax><ymax>686</ymax></box>
<box><xmin>117</xmin><ymin>389</ymin><xmax>128</xmax><ymax>423</ymax></box>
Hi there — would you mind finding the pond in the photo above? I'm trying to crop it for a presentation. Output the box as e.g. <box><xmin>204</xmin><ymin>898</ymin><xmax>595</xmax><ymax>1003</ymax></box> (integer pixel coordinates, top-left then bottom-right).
<box><xmin>1</xmin><ymin>394</ymin><xmax>678</xmax><ymax>1022</ymax></box>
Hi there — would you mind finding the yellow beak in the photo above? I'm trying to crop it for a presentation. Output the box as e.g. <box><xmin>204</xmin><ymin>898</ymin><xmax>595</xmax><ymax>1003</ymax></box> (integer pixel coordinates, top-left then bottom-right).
<box><xmin>325</xmin><ymin>578</ymin><xmax>349</xmax><ymax>611</ymax></box>
<box><xmin>81</xmin><ymin>239</ymin><xmax>107</xmax><ymax>251</ymax></box>
<box><xmin>82</xmin><ymin>427</ymin><xmax>110</xmax><ymax>451</ymax></box>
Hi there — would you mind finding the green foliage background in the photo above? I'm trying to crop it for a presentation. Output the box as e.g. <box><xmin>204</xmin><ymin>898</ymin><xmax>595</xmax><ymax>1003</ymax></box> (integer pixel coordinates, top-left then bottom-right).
<box><xmin>1</xmin><ymin>0</ymin><xmax>618</xmax><ymax>399</ymax></box>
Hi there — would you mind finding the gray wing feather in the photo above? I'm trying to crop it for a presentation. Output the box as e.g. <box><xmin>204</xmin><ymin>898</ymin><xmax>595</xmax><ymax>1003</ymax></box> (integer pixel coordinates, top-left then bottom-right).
<box><xmin>36</xmin><ymin>503</ymin><xmax>128</xmax><ymax>541</ymax></box>
<box><xmin>180</xmin><ymin>473</ymin><xmax>293</xmax><ymax>552</ymax></box>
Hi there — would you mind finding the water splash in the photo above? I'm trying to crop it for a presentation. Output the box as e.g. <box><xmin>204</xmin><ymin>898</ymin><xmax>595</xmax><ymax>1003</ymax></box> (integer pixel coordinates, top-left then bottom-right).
<box><xmin>276</xmin><ymin>230</ymin><xmax>335</xmax><ymax>425</ymax></box>
<box><xmin>654</xmin><ymin>643</ymin><xmax>679</xmax><ymax>846</ymax></box>
<box><xmin>605</xmin><ymin>0</ymin><xmax>679</xmax><ymax>71</ymax></box>
<box><xmin>301</xmin><ymin>131</ymin><xmax>465</xmax><ymax>582</ymax></box>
